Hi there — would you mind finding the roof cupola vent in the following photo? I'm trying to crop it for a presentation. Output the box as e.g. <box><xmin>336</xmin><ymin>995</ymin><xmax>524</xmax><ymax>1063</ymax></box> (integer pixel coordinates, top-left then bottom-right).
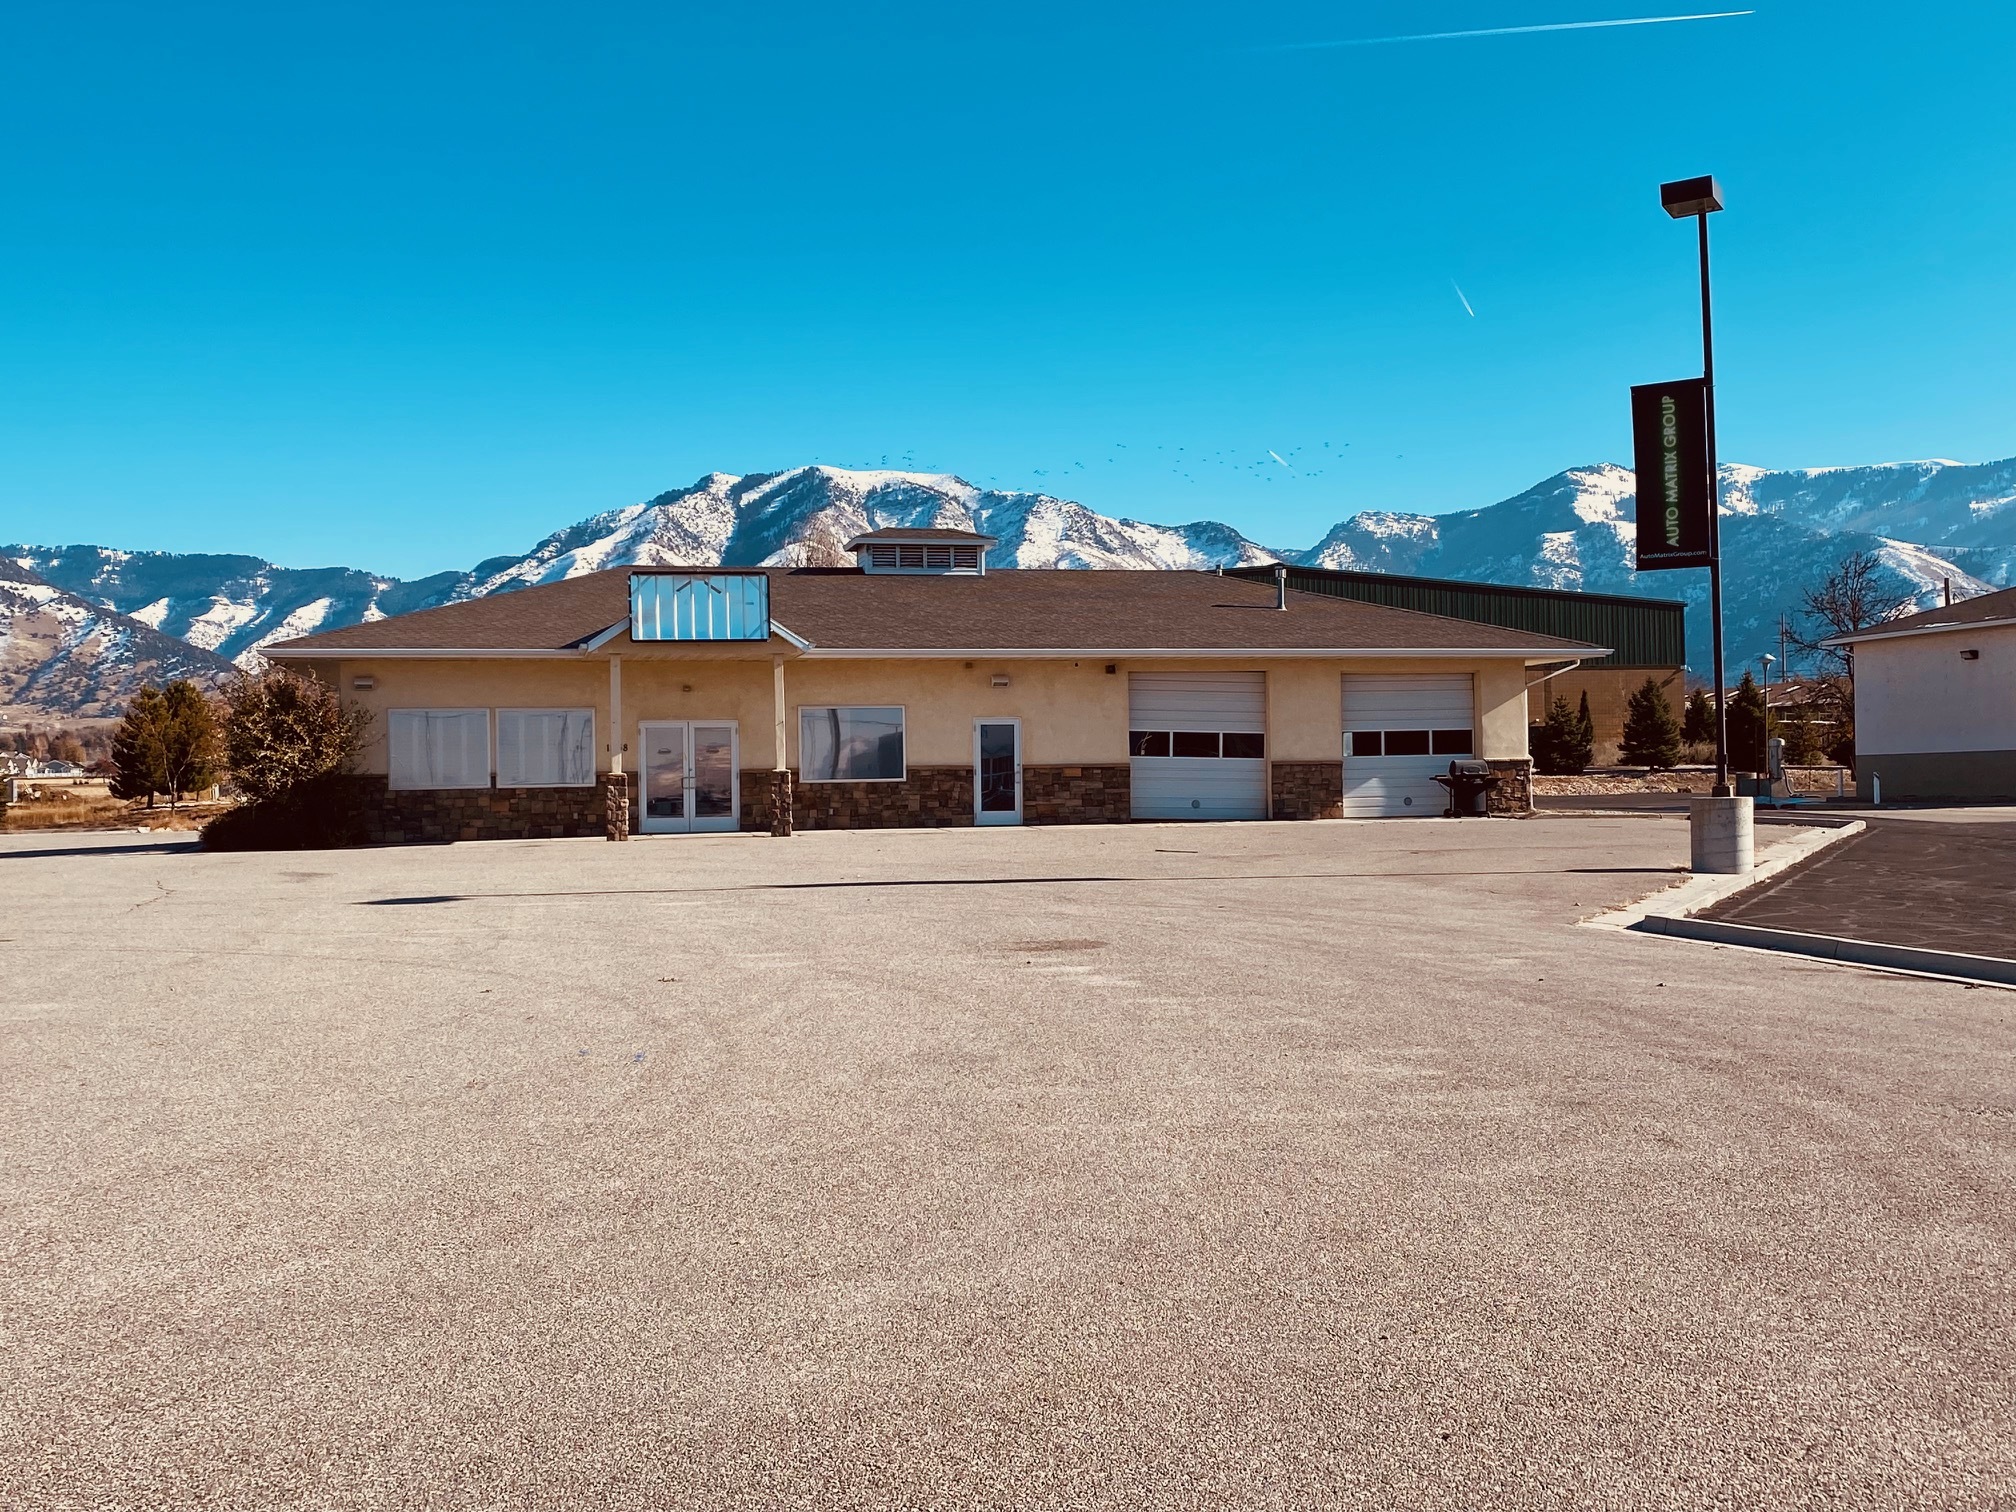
<box><xmin>845</xmin><ymin>527</ymin><xmax>997</xmax><ymax>575</ymax></box>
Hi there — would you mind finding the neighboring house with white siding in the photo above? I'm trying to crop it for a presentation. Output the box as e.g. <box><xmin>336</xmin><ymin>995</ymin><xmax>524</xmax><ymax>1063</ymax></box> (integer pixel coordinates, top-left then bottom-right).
<box><xmin>1826</xmin><ymin>584</ymin><xmax>2016</xmax><ymax>802</ymax></box>
<box><xmin>265</xmin><ymin>529</ymin><xmax>1607</xmax><ymax>843</ymax></box>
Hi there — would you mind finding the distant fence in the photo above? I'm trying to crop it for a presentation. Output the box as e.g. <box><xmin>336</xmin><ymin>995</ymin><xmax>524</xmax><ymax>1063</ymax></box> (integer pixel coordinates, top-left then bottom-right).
<box><xmin>1786</xmin><ymin>766</ymin><xmax>1850</xmax><ymax>798</ymax></box>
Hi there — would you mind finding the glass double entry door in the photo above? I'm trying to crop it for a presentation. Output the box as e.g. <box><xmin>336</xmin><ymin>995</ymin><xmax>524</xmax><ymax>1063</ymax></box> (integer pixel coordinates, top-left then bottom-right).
<box><xmin>639</xmin><ymin>721</ymin><xmax>738</xmax><ymax>833</ymax></box>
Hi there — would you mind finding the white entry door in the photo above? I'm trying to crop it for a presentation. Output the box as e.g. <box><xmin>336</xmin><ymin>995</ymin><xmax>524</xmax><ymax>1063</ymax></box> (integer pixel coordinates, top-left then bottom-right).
<box><xmin>974</xmin><ymin>718</ymin><xmax>1022</xmax><ymax>825</ymax></box>
<box><xmin>1128</xmin><ymin>672</ymin><xmax>1268</xmax><ymax>820</ymax></box>
<box><xmin>639</xmin><ymin>721</ymin><xmax>739</xmax><ymax>833</ymax></box>
<box><xmin>1341</xmin><ymin>674</ymin><xmax>1475</xmax><ymax>817</ymax></box>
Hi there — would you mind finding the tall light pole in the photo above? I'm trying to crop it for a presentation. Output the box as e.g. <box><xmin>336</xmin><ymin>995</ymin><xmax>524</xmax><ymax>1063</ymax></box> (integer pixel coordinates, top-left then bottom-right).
<box><xmin>1661</xmin><ymin>175</ymin><xmax>1728</xmax><ymax>794</ymax></box>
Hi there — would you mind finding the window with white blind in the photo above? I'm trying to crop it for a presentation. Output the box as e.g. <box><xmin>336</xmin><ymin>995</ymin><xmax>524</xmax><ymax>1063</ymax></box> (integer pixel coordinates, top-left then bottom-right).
<box><xmin>496</xmin><ymin>709</ymin><xmax>596</xmax><ymax>787</ymax></box>
<box><xmin>387</xmin><ymin>709</ymin><xmax>491</xmax><ymax>791</ymax></box>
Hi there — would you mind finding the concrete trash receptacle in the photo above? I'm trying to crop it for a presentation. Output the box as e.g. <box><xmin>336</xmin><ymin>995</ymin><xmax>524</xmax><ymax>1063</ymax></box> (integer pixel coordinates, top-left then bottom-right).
<box><xmin>1690</xmin><ymin>795</ymin><xmax>1754</xmax><ymax>874</ymax></box>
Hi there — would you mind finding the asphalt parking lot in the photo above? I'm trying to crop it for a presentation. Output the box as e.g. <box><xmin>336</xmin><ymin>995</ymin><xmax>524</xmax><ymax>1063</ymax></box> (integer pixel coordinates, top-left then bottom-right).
<box><xmin>1700</xmin><ymin>809</ymin><xmax>2016</xmax><ymax>959</ymax></box>
<box><xmin>4</xmin><ymin>817</ymin><xmax>2012</xmax><ymax>1510</ymax></box>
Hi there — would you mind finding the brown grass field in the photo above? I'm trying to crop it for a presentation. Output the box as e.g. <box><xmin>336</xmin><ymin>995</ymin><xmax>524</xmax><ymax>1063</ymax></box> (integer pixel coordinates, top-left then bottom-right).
<box><xmin>0</xmin><ymin>782</ymin><xmax>227</xmax><ymax>833</ymax></box>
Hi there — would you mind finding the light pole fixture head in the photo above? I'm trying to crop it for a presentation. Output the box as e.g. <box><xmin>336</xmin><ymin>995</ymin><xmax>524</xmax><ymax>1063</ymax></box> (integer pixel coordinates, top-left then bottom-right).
<box><xmin>1661</xmin><ymin>175</ymin><xmax>1723</xmax><ymax>218</ymax></box>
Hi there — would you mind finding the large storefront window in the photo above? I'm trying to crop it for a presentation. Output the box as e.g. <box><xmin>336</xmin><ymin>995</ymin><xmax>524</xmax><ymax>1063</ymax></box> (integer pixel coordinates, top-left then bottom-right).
<box><xmin>799</xmin><ymin>707</ymin><xmax>905</xmax><ymax>782</ymax></box>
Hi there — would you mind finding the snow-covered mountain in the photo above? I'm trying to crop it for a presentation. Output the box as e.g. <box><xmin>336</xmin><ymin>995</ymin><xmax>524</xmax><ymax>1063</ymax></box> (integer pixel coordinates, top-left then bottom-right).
<box><xmin>0</xmin><ymin>557</ymin><xmax>239</xmax><ymax>721</ymax></box>
<box><xmin>460</xmin><ymin>468</ymin><xmax>1281</xmax><ymax>596</ymax></box>
<box><xmin>2</xmin><ymin>545</ymin><xmax>468</xmax><ymax>673</ymax></box>
<box><xmin>8</xmin><ymin>457</ymin><xmax>2014</xmax><ymax>719</ymax></box>
<box><xmin>1304</xmin><ymin>459</ymin><xmax>2016</xmax><ymax>675</ymax></box>
<box><xmin>8</xmin><ymin>467</ymin><xmax>1277</xmax><ymax>677</ymax></box>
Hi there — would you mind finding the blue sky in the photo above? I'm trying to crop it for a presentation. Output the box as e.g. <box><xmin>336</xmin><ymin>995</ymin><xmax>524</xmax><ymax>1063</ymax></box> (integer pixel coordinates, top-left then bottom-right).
<box><xmin>3</xmin><ymin>2</ymin><xmax>2012</xmax><ymax>577</ymax></box>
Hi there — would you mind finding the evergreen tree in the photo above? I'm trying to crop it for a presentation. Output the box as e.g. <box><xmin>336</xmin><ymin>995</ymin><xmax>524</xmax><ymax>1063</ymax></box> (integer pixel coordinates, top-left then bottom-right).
<box><xmin>1778</xmin><ymin>706</ymin><xmax>1826</xmax><ymax>766</ymax></box>
<box><xmin>109</xmin><ymin>686</ymin><xmax>170</xmax><ymax>806</ymax></box>
<box><xmin>1620</xmin><ymin>677</ymin><xmax>1682</xmax><ymax>770</ymax></box>
<box><xmin>1573</xmin><ymin>692</ymin><xmax>1596</xmax><ymax>768</ymax></box>
<box><xmin>157</xmin><ymin>681</ymin><xmax>222</xmax><ymax>804</ymax></box>
<box><xmin>110</xmin><ymin>681</ymin><xmax>220</xmax><ymax>807</ymax></box>
<box><xmin>1682</xmin><ymin>688</ymin><xmax>1715</xmax><ymax>745</ymax></box>
<box><xmin>1531</xmin><ymin>696</ymin><xmax>1572</xmax><ymax>775</ymax></box>
<box><xmin>1729</xmin><ymin>671</ymin><xmax>1768</xmax><ymax>774</ymax></box>
<box><xmin>1528</xmin><ymin>718</ymin><xmax>1557</xmax><ymax>774</ymax></box>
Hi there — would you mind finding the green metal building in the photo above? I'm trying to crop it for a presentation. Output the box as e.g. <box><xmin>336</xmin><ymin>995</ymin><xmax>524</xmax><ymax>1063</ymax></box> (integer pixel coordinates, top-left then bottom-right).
<box><xmin>1227</xmin><ymin>565</ymin><xmax>1684</xmax><ymax>671</ymax></box>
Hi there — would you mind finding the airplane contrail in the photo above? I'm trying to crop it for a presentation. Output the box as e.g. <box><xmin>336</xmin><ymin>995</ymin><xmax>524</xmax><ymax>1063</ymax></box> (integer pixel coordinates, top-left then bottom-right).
<box><xmin>1452</xmin><ymin>280</ymin><xmax>1476</xmax><ymax>318</ymax></box>
<box><xmin>1268</xmin><ymin>450</ymin><xmax>1292</xmax><ymax>469</ymax></box>
<box><xmin>1263</xmin><ymin>10</ymin><xmax>1753</xmax><ymax>50</ymax></box>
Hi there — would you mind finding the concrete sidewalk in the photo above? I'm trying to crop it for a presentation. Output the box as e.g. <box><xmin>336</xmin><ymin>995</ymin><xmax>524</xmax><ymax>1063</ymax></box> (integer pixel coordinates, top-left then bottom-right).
<box><xmin>4</xmin><ymin>819</ymin><xmax>2012</xmax><ymax>1509</ymax></box>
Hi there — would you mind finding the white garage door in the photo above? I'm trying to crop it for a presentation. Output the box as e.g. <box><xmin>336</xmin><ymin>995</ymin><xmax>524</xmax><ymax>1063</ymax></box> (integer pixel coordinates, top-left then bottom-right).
<box><xmin>1129</xmin><ymin>672</ymin><xmax>1268</xmax><ymax>820</ymax></box>
<box><xmin>1342</xmin><ymin>674</ymin><xmax>1476</xmax><ymax>817</ymax></box>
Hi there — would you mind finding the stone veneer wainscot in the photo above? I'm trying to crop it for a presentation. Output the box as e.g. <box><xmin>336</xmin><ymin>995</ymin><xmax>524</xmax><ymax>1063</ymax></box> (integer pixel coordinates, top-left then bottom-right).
<box><xmin>1270</xmin><ymin>762</ymin><xmax>1345</xmax><ymax>821</ymax></box>
<box><xmin>351</xmin><ymin>774</ymin><xmax>613</xmax><ymax>845</ymax></box>
<box><xmin>1020</xmin><ymin>764</ymin><xmax>1130</xmax><ymax>824</ymax></box>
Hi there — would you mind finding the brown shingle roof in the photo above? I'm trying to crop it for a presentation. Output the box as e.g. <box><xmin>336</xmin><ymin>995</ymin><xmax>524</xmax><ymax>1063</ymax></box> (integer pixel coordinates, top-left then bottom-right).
<box><xmin>269</xmin><ymin>568</ymin><xmax>1608</xmax><ymax>657</ymax></box>
<box><xmin>843</xmin><ymin>527</ymin><xmax>997</xmax><ymax>546</ymax></box>
<box><xmin>1824</xmin><ymin>584</ymin><xmax>2016</xmax><ymax>643</ymax></box>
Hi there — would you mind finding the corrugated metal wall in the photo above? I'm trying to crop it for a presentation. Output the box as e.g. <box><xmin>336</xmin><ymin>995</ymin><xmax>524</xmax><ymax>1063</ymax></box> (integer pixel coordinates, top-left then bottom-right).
<box><xmin>1228</xmin><ymin>567</ymin><xmax>1684</xmax><ymax>670</ymax></box>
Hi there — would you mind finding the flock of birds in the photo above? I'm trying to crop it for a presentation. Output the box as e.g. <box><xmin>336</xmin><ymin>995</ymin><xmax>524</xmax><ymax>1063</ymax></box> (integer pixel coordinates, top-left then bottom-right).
<box><xmin>848</xmin><ymin>439</ymin><xmax>1418</xmax><ymax>496</ymax></box>
<box><xmin>832</xmin><ymin>277</ymin><xmax>1470</xmax><ymax>494</ymax></box>
<box><xmin>1025</xmin><ymin>440</ymin><xmax>1356</xmax><ymax>485</ymax></box>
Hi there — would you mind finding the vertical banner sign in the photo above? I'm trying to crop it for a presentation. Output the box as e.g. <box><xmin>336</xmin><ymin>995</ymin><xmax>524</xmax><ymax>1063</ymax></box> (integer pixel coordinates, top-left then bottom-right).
<box><xmin>1630</xmin><ymin>378</ymin><xmax>1715</xmax><ymax>570</ymax></box>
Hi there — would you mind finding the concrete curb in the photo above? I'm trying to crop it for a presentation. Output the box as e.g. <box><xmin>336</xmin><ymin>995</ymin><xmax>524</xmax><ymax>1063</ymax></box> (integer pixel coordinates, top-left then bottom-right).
<box><xmin>1583</xmin><ymin>818</ymin><xmax>2016</xmax><ymax>990</ymax></box>
<box><xmin>1631</xmin><ymin>914</ymin><xmax>2016</xmax><ymax>988</ymax></box>
<box><xmin>1582</xmin><ymin>820</ymin><xmax>1866</xmax><ymax>932</ymax></box>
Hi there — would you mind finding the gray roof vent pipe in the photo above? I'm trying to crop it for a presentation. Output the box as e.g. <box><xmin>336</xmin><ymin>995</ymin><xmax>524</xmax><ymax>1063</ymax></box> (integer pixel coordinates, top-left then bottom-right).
<box><xmin>1275</xmin><ymin>563</ymin><xmax>1288</xmax><ymax>611</ymax></box>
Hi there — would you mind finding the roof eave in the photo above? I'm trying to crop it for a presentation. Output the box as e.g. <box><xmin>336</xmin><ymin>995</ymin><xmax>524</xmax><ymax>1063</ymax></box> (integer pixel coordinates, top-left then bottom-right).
<box><xmin>273</xmin><ymin>619</ymin><xmax>820</xmax><ymax>659</ymax></box>
<box><xmin>1822</xmin><ymin>616</ymin><xmax>2016</xmax><ymax>648</ymax></box>
<box><xmin>792</xmin><ymin>644</ymin><xmax>1611</xmax><ymax>661</ymax></box>
<box><xmin>265</xmin><ymin>646</ymin><xmax>588</xmax><ymax>659</ymax></box>
<box><xmin>266</xmin><ymin>641</ymin><xmax>1604</xmax><ymax>661</ymax></box>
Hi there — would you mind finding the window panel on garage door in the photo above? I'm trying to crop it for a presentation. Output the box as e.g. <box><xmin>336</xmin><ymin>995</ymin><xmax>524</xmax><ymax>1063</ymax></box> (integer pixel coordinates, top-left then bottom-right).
<box><xmin>1342</xmin><ymin>674</ymin><xmax>1475</xmax><ymax>817</ymax></box>
<box><xmin>1128</xmin><ymin>672</ymin><xmax>1268</xmax><ymax>820</ymax></box>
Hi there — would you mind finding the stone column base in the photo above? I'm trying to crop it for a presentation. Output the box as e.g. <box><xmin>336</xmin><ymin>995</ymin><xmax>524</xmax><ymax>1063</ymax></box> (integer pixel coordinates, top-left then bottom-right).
<box><xmin>1484</xmin><ymin>759</ymin><xmax>1534</xmax><ymax>816</ymax></box>
<box><xmin>769</xmin><ymin>770</ymin><xmax>794</xmax><ymax>837</ymax></box>
<box><xmin>604</xmin><ymin>771</ymin><xmax>630</xmax><ymax>841</ymax></box>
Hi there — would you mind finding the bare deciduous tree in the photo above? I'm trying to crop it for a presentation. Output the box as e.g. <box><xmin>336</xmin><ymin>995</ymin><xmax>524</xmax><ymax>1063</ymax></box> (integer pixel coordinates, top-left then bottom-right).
<box><xmin>220</xmin><ymin>666</ymin><xmax>371</xmax><ymax>803</ymax></box>
<box><xmin>793</xmin><ymin>516</ymin><xmax>857</xmax><ymax>569</ymax></box>
<box><xmin>1788</xmin><ymin>549</ymin><xmax>1917</xmax><ymax>766</ymax></box>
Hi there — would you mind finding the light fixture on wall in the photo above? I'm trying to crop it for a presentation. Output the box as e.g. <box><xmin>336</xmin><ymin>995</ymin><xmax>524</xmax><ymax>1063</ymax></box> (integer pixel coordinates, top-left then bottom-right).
<box><xmin>1961</xmin><ymin>649</ymin><xmax>1981</xmax><ymax>661</ymax></box>
<box><xmin>351</xmin><ymin>676</ymin><xmax>376</xmax><ymax>691</ymax></box>
<box><xmin>991</xmin><ymin>673</ymin><xmax>1010</xmax><ymax>687</ymax></box>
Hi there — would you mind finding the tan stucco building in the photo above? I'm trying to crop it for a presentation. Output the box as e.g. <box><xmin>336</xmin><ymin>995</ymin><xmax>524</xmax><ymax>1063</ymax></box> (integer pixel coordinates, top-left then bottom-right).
<box><xmin>269</xmin><ymin>531</ymin><xmax>1608</xmax><ymax>842</ymax></box>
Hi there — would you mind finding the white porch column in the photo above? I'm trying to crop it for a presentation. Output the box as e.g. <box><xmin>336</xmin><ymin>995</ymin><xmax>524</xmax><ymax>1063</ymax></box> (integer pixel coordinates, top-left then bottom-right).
<box><xmin>608</xmin><ymin>655</ymin><xmax>624</xmax><ymax>775</ymax></box>
<box><xmin>604</xmin><ymin>654</ymin><xmax>628</xmax><ymax>841</ymax></box>
<box><xmin>770</xmin><ymin>653</ymin><xmax>793</xmax><ymax>837</ymax></box>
